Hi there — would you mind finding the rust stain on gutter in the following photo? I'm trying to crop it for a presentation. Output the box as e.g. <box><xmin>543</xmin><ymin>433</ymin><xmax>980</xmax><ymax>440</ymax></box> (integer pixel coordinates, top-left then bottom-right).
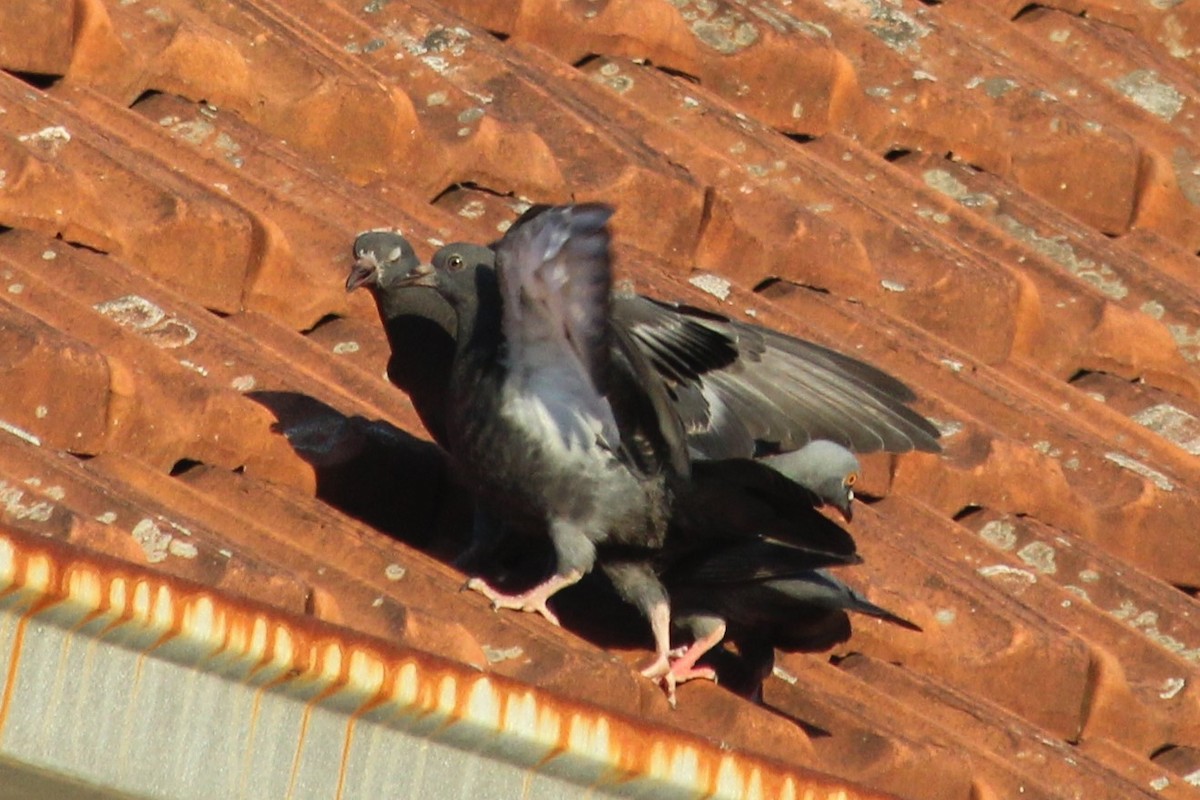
<box><xmin>0</xmin><ymin>524</ymin><xmax>895</xmax><ymax>799</ymax></box>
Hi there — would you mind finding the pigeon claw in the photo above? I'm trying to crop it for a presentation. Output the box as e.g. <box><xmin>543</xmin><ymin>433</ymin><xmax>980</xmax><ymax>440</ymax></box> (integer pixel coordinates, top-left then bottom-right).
<box><xmin>639</xmin><ymin>651</ymin><xmax>718</xmax><ymax>708</ymax></box>
<box><xmin>464</xmin><ymin>577</ymin><xmax>563</xmax><ymax>627</ymax></box>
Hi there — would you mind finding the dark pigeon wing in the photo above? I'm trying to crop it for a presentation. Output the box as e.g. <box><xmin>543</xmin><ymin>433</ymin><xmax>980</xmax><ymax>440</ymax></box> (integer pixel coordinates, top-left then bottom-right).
<box><xmin>614</xmin><ymin>296</ymin><xmax>941</xmax><ymax>458</ymax></box>
<box><xmin>670</xmin><ymin>457</ymin><xmax>858</xmax><ymax>558</ymax></box>
<box><xmin>607</xmin><ymin>322</ymin><xmax>692</xmax><ymax>476</ymax></box>
<box><xmin>495</xmin><ymin>203</ymin><xmax>616</xmax><ymax>396</ymax></box>
<box><xmin>664</xmin><ymin>540</ymin><xmax>859</xmax><ymax>587</ymax></box>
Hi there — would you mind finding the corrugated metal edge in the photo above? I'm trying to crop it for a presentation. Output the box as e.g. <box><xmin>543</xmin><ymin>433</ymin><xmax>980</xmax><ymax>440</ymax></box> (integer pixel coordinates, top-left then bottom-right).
<box><xmin>0</xmin><ymin>524</ymin><xmax>896</xmax><ymax>800</ymax></box>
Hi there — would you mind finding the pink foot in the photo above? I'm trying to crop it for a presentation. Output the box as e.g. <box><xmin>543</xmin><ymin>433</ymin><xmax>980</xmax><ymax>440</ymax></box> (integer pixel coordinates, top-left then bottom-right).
<box><xmin>639</xmin><ymin>645</ymin><xmax>719</xmax><ymax>707</ymax></box>
<box><xmin>464</xmin><ymin>571</ymin><xmax>581</xmax><ymax>627</ymax></box>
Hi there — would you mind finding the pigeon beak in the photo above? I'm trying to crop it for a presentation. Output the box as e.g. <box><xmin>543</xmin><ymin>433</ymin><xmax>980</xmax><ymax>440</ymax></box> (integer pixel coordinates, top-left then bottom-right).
<box><xmin>837</xmin><ymin>490</ymin><xmax>854</xmax><ymax>523</ymax></box>
<box><xmin>395</xmin><ymin>262</ymin><xmax>437</xmax><ymax>289</ymax></box>
<box><xmin>345</xmin><ymin>258</ymin><xmax>378</xmax><ymax>292</ymax></box>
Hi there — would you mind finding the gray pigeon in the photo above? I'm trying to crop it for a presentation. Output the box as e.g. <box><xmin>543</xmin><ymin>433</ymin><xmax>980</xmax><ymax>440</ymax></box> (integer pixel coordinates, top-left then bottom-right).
<box><xmin>760</xmin><ymin>440</ymin><xmax>861</xmax><ymax>521</ymax></box>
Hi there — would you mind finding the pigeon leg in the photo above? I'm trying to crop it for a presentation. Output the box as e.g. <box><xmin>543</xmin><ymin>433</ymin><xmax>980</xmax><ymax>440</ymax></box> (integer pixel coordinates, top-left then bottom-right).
<box><xmin>665</xmin><ymin>621</ymin><xmax>725</xmax><ymax>685</ymax></box>
<box><xmin>465</xmin><ymin>570</ymin><xmax>582</xmax><ymax>626</ymax></box>
<box><xmin>637</xmin><ymin>602</ymin><xmax>718</xmax><ymax>706</ymax></box>
<box><xmin>638</xmin><ymin>600</ymin><xmax>676</xmax><ymax>696</ymax></box>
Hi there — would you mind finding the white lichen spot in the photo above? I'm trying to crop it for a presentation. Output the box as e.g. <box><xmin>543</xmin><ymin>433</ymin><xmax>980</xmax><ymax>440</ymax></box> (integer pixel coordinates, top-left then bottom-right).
<box><xmin>35</xmin><ymin>406</ymin><xmax>47</xmax><ymax>419</ymax></box>
<box><xmin>230</xmin><ymin>375</ymin><xmax>256</xmax><ymax>392</ymax></box>
<box><xmin>1048</xmin><ymin>29</ymin><xmax>1070</xmax><ymax>43</ymax></box>
<box><xmin>371</xmin><ymin>596</ymin><xmax>384</xmax><ymax>608</ymax></box>
<box><xmin>168</xmin><ymin>539</ymin><xmax>198</xmax><ymax>559</ymax></box>
<box><xmin>1104</xmin><ymin>452</ymin><xmax>1174</xmax><ymax>491</ymax></box>
<box><xmin>41</xmin><ymin>249</ymin><xmax>57</xmax><ymax>261</ymax></box>
<box><xmin>93</xmin><ymin>295</ymin><xmax>198</xmax><ymax>348</ymax></box>
<box><xmin>18</xmin><ymin>125</ymin><xmax>72</xmax><ymax>156</ymax></box>
<box><xmin>384</xmin><ymin>563</ymin><xmax>406</xmax><ymax>581</ymax></box>
<box><xmin>483</xmin><ymin>645</ymin><xmax>524</xmax><ymax>664</ymax></box>
<box><xmin>1063</xmin><ymin>585</ymin><xmax>1090</xmax><ymax>602</ymax></box>
<box><xmin>132</xmin><ymin>518</ymin><xmax>172</xmax><ymax>563</ymax></box>
<box><xmin>426</xmin><ymin>91</ymin><xmax>447</xmax><ymax>106</ymax></box>
<box><xmin>912</xmin><ymin>69</ymin><xmax>937</xmax><ymax>82</ymax></box>
<box><xmin>995</xmin><ymin>216</ymin><xmax>1127</xmax><ymax>300</ymax></box>
<box><xmin>7</xmin><ymin>284</ymin><xmax>23</xmax><ymax>294</ymax></box>
<box><xmin>978</xmin><ymin>519</ymin><xmax>1017</xmax><ymax>551</ymax></box>
<box><xmin>940</xmin><ymin>358</ymin><xmax>964</xmax><ymax>372</ymax></box>
<box><xmin>332</xmin><ymin>341</ymin><xmax>360</xmax><ymax>355</ymax></box>
<box><xmin>977</xmin><ymin>564</ymin><xmax>1037</xmax><ymax>584</ymax></box>
<box><xmin>880</xmin><ymin>279</ymin><xmax>906</xmax><ymax>292</ymax></box>
<box><xmin>1108</xmin><ymin>70</ymin><xmax>1184</xmax><ymax>122</ymax></box>
<box><xmin>1150</xmin><ymin>776</ymin><xmax>1171</xmax><ymax>791</ymax></box>
<box><xmin>689</xmin><ymin>273</ymin><xmax>731</xmax><ymax>301</ymax></box>
<box><xmin>1032</xmin><ymin>440</ymin><xmax>1062</xmax><ymax>458</ymax></box>
<box><xmin>96</xmin><ymin>511</ymin><xmax>118</xmax><ymax>525</ymax></box>
<box><xmin>458</xmin><ymin>200</ymin><xmax>487</xmax><ymax>220</ymax></box>
<box><xmin>1159</xmin><ymin>677</ymin><xmax>1185</xmax><ymax>700</ymax></box>
<box><xmin>934</xmin><ymin>608</ymin><xmax>956</xmax><ymax>626</ymax></box>
<box><xmin>1017</xmin><ymin>541</ymin><xmax>1057</xmax><ymax>574</ymax></box>
<box><xmin>1078</xmin><ymin>569</ymin><xmax>1100</xmax><ymax>583</ymax></box>
<box><xmin>423</xmin><ymin>55</ymin><xmax>449</xmax><ymax>73</ymax></box>
<box><xmin>1131</xmin><ymin>404</ymin><xmax>1200</xmax><ymax>455</ymax></box>
<box><xmin>0</xmin><ymin>480</ymin><xmax>55</xmax><ymax>522</ymax></box>
<box><xmin>42</xmin><ymin>485</ymin><xmax>65</xmax><ymax>501</ymax></box>
<box><xmin>1140</xmin><ymin>299</ymin><xmax>1166</xmax><ymax>320</ymax></box>
<box><xmin>178</xmin><ymin>360</ymin><xmax>209</xmax><ymax>377</ymax></box>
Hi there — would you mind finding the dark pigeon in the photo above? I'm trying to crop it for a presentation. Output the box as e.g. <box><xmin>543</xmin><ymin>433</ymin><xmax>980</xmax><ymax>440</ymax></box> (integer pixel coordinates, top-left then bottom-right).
<box><xmin>348</xmin><ymin>231</ymin><xmax>456</xmax><ymax>445</ymax></box>
<box><xmin>378</xmin><ymin>204</ymin><xmax>701</xmax><ymax>692</ymax></box>
<box><xmin>349</xmin><ymin>232</ymin><xmax>940</xmax><ymax>460</ymax></box>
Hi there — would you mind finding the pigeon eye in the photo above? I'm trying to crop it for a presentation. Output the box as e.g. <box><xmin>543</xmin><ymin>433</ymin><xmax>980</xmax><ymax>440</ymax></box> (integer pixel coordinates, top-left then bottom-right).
<box><xmin>447</xmin><ymin>254</ymin><xmax>465</xmax><ymax>270</ymax></box>
<box><xmin>845</xmin><ymin>473</ymin><xmax>858</xmax><ymax>487</ymax></box>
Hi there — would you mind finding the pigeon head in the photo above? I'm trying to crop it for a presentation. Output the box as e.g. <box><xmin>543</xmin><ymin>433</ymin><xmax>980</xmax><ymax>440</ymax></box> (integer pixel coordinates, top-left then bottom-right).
<box><xmin>346</xmin><ymin>231</ymin><xmax>420</xmax><ymax>292</ymax></box>
<box><xmin>800</xmin><ymin>441</ymin><xmax>860</xmax><ymax>521</ymax></box>
<box><xmin>430</xmin><ymin>242</ymin><xmax>496</xmax><ymax>273</ymax></box>
<box><xmin>763</xmin><ymin>440</ymin><xmax>861</xmax><ymax>522</ymax></box>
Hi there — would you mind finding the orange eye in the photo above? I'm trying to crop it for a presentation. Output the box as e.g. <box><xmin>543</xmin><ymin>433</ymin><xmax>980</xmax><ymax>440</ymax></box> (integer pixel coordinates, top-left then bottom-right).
<box><xmin>845</xmin><ymin>473</ymin><xmax>858</xmax><ymax>487</ymax></box>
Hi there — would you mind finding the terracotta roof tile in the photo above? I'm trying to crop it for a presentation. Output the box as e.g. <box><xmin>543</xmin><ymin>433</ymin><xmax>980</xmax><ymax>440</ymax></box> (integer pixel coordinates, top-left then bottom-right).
<box><xmin>2</xmin><ymin>0</ymin><xmax>1200</xmax><ymax>796</ymax></box>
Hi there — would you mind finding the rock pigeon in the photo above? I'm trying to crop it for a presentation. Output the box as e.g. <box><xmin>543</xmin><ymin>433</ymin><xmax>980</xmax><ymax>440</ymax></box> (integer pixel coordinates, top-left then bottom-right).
<box><xmin>347</xmin><ymin>231</ymin><xmax>456</xmax><ymax>445</ymax></box>
<box><xmin>349</xmin><ymin>232</ymin><xmax>941</xmax><ymax>460</ymax></box>
<box><xmin>760</xmin><ymin>440</ymin><xmax>861</xmax><ymax>522</ymax></box>
<box><xmin>381</xmin><ymin>203</ymin><xmax>698</xmax><ymax>690</ymax></box>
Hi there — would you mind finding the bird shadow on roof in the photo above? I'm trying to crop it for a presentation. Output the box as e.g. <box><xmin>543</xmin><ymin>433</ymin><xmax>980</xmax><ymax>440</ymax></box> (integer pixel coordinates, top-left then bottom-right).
<box><xmin>246</xmin><ymin>389</ymin><xmax>870</xmax><ymax>729</ymax></box>
<box><xmin>246</xmin><ymin>389</ymin><xmax>469</xmax><ymax>559</ymax></box>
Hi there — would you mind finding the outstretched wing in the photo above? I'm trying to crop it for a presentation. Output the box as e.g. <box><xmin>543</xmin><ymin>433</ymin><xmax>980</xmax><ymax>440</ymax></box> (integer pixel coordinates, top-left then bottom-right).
<box><xmin>615</xmin><ymin>295</ymin><xmax>941</xmax><ymax>458</ymax></box>
<box><xmin>496</xmin><ymin>204</ymin><xmax>616</xmax><ymax>395</ymax></box>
